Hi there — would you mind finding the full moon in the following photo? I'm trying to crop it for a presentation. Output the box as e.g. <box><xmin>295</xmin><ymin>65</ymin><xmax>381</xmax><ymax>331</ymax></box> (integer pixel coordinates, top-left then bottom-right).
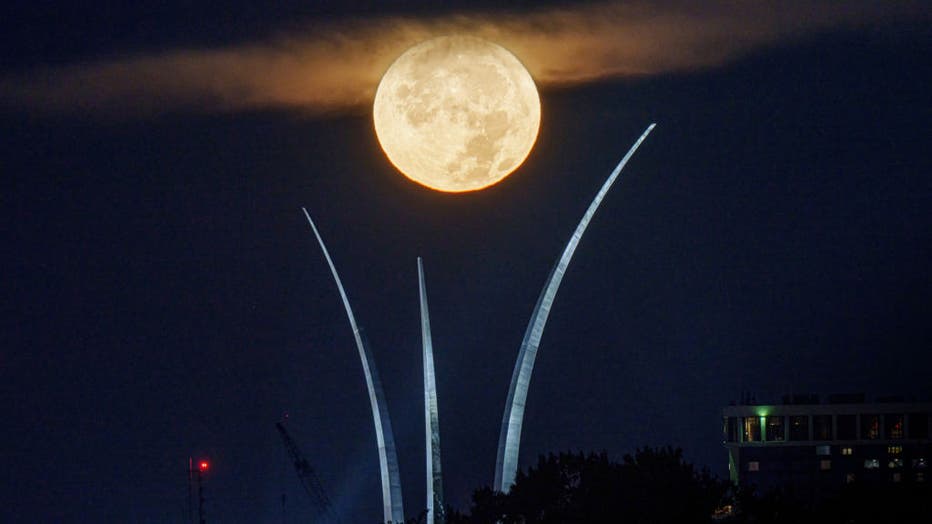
<box><xmin>373</xmin><ymin>35</ymin><xmax>541</xmax><ymax>192</ymax></box>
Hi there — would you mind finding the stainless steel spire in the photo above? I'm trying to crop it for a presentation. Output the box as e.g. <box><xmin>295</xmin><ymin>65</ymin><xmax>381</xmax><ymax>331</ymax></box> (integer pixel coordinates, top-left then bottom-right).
<box><xmin>418</xmin><ymin>257</ymin><xmax>445</xmax><ymax>524</ymax></box>
<box><xmin>493</xmin><ymin>124</ymin><xmax>656</xmax><ymax>492</ymax></box>
<box><xmin>303</xmin><ymin>208</ymin><xmax>405</xmax><ymax>523</ymax></box>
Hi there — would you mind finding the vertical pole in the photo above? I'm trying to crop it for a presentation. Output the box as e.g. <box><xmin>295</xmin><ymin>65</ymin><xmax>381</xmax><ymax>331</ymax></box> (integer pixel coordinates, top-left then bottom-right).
<box><xmin>197</xmin><ymin>469</ymin><xmax>206</xmax><ymax>524</ymax></box>
<box><xmin>187</xmin><ymin>457</ymin><xmax>194</xmax><ymax>524</ymax></box>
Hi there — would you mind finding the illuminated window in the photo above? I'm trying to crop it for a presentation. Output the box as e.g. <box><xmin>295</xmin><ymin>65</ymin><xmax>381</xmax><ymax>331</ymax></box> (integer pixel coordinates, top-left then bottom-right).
<box><xmin>766</xmin><ymin>416</ymin><xmax>785</xmax><ymax>441</ymax></box>
<box><xmin>841</xmin><ymin>447</ymin><xmax>854</xmax><ymax>456</ymax></box>
<box><xmin>816</xmin><ymin>445</ymin><xmax>831</xmax><ymax>456</ymax></box>
<box><xmin>912</xmin><ymin>458</ymin><xmax>927</xmax><ymax>469</ymax></box>
<box><xmin>837</xmin><ymin>415</ymin><xmax>857</xmax><ymax>440</ymax></box>
<box><xmin>743</xmin><ymin>417</ymin><xmax>761</xmax><ymax>442</ymax></box>
<box><xmin>846</xmin><ymin>473</ymin><xmax>856</xmax><ymax>484</ymax></box>
<box><xmin>887</xmin><ymin>446</ymin><xmax>902</xmax><ymax>455</ymax></box>
<box><xmin>748</xmin><ymin>461</ymin><xmax>760</xmax><ymax>472</ymax></box>
<box><xmin>820</xmin><ymin>459</ymin><xmax>831</xmax><ymax>471</ymax></box>
<box><xmin>789</xmin><ymin>415</ymin><xmax>809</xmax><ymax>441</ymax></box>
<box><xmin>813</xmin><ymin>415</ymin><xmax>832</xmax><ymax>440</ymax></box>
<box><xmin>888</xmin><ymin>458</ymin><xmax>903</xmax><ymax>468</ymax></box>
<box><xmin>864</xmin><ymin>459</ymin><xmax>880</xmax><ymax>469</ymax></box>
<box><xmin>892</xmin><ymin>472</ymin><xmax>902</xmax><ymax>482</ymax></box>
<box><xmin>861</xmin><ymin>414</ymin><xmax>880</xmax><ymax>440</ymax></box>
<box><xmin>884</xmin><ymin>414</ymin><xmax>904</xmax><ymax>439</ymax></box>
<box><xmin>712</xmin><ymin>504</ymin><xmax>734</xmax><ymax>519</ymax></box>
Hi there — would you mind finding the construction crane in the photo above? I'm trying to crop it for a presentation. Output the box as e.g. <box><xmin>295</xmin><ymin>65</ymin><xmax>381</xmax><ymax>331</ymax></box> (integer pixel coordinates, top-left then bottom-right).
<box><xmin>275</xmin><ymin>418</ymin><xmax>340</xmax><ymax>523</ymax></box>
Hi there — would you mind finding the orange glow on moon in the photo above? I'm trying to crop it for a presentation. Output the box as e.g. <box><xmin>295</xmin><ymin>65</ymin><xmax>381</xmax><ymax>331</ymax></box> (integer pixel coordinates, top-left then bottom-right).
<box><xmin>373</xmin><ymin>36</ymin><xmax>541</xmax><ymax>193</ymax></box>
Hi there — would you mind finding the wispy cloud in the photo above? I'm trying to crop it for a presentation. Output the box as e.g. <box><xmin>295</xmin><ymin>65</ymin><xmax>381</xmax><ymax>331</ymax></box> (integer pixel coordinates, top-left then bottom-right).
<box><xmin>1</xmin><ymin>1</ymin><xmax>925</xmax><ymax>117</ymax></box>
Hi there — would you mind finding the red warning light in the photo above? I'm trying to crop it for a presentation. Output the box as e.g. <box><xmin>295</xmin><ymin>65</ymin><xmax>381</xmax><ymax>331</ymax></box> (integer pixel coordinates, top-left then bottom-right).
<box><xmin>199</xmin><ymin>461</ymin><xmax>209</xmax><ymax>472</ymax></box>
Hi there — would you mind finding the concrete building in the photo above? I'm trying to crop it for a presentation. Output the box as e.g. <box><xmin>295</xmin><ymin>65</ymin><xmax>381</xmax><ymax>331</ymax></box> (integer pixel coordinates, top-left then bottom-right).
<box><xmin>723</xmin><ymin>394</ymin><xmax>931</xmax><ymax>493</ymax></box>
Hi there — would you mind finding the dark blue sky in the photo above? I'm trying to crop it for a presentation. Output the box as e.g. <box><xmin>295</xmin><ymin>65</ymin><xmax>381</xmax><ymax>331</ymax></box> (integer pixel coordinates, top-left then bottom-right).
<box><xmin>2</xmin><ymin>2</ymin><xmax>931</xmax><ymax>522</ymax></box>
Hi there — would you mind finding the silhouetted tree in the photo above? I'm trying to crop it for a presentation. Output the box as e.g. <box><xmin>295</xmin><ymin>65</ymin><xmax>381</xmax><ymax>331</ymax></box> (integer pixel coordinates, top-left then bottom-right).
<box><xmin>445</xmin><ymin>447</ymin><xmax>932</xmax><ymax>523</ymax></box>
<box><xmin>450</xmin><ymin>446</ymin><xmax>728</xmax><ymax>523</ymax></box>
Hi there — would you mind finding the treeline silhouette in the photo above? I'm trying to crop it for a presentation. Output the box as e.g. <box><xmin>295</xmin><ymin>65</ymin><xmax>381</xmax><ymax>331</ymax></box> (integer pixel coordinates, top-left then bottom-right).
<box><xmin>414</xmin><ymin>446</ymin><xmax>932</xmax><ymax>524</ymax></box>
<box><xmin>444</xmin><ymin>447</ymin><xmax>723</xmax><ymax>523</ymax></box>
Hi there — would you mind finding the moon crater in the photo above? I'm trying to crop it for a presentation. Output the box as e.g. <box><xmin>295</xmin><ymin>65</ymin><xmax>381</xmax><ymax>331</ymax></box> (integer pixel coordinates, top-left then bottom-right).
<box><xmin>374</xmin><ymin>36</ymin><xmax>541</xmax><ymax>192</ymax></box>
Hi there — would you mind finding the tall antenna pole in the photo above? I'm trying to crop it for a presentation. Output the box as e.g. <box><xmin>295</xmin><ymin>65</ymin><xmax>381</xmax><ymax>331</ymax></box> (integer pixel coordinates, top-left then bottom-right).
<box><xmin>197</xmin><ymin>467</ymin><xmax>205</xmax><ymax>524</ymax></box>
<box><xmin>187</xmin><ymin>457</ymin><xmax>194</xmax><ymax>524</ymax></box>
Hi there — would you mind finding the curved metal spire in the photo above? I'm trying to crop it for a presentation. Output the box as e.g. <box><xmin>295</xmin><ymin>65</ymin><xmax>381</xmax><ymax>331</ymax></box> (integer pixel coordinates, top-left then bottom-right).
<box><xmin>418</xmin><ymin>258</ymin><xmax>445</xmax><ymax>524</ymax></box>
<box><xmin>493</xmin><ymin>124</ymin><xmax>656</xmax><ymax>492</ymax></box>
<box><xmin>302</xmin><ymin>208</ymin><xmax>405</xmax><ymax>523</ymax></box>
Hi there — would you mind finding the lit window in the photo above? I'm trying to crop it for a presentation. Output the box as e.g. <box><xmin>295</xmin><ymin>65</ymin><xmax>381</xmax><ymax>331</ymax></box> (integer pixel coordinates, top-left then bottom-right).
<box><xmin>820</xmin><ymin>459</ymin><xmax>831</xmax><ymax>471</ymax></box>
<box><xmin>789</xmin><ymin>415</ymin><xmax>809</xmax><ymax>441</ymax></box>
<box><xmin>841</xmin><ymin>447</ymin><xmax>853</xmax><ymax>456</ymax></box>
<box><xmin>748</xmin><ymin>461</ymin><xmax>760</xmax><ymax>472</ymax></box>
<box><xmin>912</xmin><ymin>458</ymin><xmax>927</xmax><ymax>469</ymax></box>
<box><xmin>816</xmin><ymin>445</ymin><xmax>831</xmax><ymax>456</ymax></box>
<box><xmin>712</xmin><ymin>504</ymin><xmax>734</xmax><ymax>519</ymax></box>
<box><xmin>884</xmin><ymin>414</ymin><xmax>904</xmax><ymax>439</ymax></box>
<box><xmin>864</xmin><ymin>459</ymin><xmax>880</xmax><ymax>469</ymax></box>
<box><xmin>861</xmin><ymin>415</ymin><xmax>880</xmax><ymax>440</ymax></box>
<box><xmin>887</xmin><ymin>446</ymin><xmax>902</xmax><ymax>455</ymax></box>
<box><xmin>766</xmin><ymin>416</ymin><xmax>785</xmax><ymax>441</ymax></box>
<box><xmin>743</xmin><ymin>417</ymin><xmax>761</xmax><ymax>442</ymax></box>
<box><xmin>888</xmin><ymin>458</ymin><xmax>903</xmax><ymax>468</ymax></box>
<box><xmin>846</xmin><ymin>473</ymin><xmax>856</xmax><ymax>484</ymax></box>
<box><xmin>892</xmin><ymin>472</ymin><xmax>902</xmax><ymax>482</ymax></box>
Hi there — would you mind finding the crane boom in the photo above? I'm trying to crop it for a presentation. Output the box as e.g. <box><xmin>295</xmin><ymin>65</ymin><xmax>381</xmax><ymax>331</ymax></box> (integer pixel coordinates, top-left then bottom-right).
<box><xmin>275</xmin><ymin>421</ymin><xmax>339</xmax><ymax>523</ymax></box>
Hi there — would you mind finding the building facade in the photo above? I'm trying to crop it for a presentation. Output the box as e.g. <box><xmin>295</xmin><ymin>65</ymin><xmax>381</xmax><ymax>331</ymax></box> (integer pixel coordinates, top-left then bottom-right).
<box><xmin>723</xmin><ymin>395</ymin><xmax>931</xmax><ymax>493</ymax></box>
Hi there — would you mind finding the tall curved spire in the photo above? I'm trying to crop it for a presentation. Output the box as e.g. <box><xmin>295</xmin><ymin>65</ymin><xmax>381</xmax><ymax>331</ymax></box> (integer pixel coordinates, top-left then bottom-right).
<box><xmin>418</xmin><ymin>258</ymin><xmax>445</xmax><ymax>524</ymax></box>
<box><xmin>302</xmin><ymin>209</ymin><xmax>405</xmax><ymax>523</ymax></box>
<box><xmin>493</xmin><ymin>124</ymin><xmax>656</xmax><ymax>492</ymax></box>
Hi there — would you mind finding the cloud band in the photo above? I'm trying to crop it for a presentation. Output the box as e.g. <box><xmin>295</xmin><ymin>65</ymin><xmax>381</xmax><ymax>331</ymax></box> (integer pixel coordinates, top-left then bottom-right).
<box><xmin>1</xmin><ymin>1</ymin><xmax>925</xmax><ymax>117</ymax></box>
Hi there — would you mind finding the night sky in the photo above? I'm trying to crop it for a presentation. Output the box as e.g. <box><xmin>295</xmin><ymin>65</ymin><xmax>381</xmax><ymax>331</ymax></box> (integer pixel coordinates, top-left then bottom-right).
<box><xmin>2</xmin><ymin>2</ymin><xmax>931</xmax><ymax>522</ymax></box>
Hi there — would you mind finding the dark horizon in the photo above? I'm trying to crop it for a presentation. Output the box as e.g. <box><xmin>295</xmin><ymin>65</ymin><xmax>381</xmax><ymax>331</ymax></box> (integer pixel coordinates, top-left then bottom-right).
<box><xmin>2</xmin><ymin>2</ymin><xmax>930</xmax><ymax>522</ymax></box>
